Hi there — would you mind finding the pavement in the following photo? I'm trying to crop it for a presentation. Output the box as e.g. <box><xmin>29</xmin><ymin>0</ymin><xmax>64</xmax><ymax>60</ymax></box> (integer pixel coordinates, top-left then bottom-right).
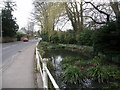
<box><xmin>2</xmin><ymin>42</ymin><xmax>37</xmax><ymax>88</ymax></box>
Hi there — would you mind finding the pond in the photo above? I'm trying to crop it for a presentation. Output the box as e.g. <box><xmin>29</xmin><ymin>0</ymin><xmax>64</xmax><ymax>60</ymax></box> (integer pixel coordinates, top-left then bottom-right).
<box><xmin>42</xmin><ymin>49</ymin><xmax>98</xmax><ymax>89</ymax></box>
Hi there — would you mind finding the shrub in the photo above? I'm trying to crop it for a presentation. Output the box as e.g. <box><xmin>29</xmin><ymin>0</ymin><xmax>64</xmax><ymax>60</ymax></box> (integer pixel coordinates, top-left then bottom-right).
<box><xmin>87</xmin><ymin>65</ymin><xmax>109</xmax><ymax>83</ymax></box>
<box><xmin>16</xmin><ymin>32</ymin><xmax>24</xmax><ymax>41</ymax></box>
<box><xmin>40</xmin><ymin>30</ymin><xmax>49</xmax><ymax>41</ymax></box>
<box><xmin>75</xmin><ymin>60</ymin><xmax>88</xmax><ymax>68</ymax></box>
<box><xmin>62</xmin><ymin>63</ymin><xmax>71</xmax><ymax>70</ymax></box>
<box><xmin>87</xmin><ymin>65</ymin><xmax>120</xmax><ymax>83</ymax></box>
<box><xmin>61</xmin><ymin>57</ymin><xmax>76</xmax><ymax>65</ymax></box>
<box><xmin>92</xmin><ymin>20</ymin><xmax>120</xmax><ymax>62</ymax></box>
<box><xmin>39</xmin><ymin>41</ymin><xmax>49</xmax><ymax>46</ymax></box>
<box><xmin>62</xmin><ymin>56</ymin><xmax>82</xmax><ymax>64</ymax></box>
<box><xmin>105</xmin><ymin>66</ymin><xmax>120</xmax><ymax>80</ymax></box>
<box><xmin>62</xmin><ymin>65</ymin><xmax>85</xmax><ymax>84</ymax></box>
<box><xmin>50</xmin><ymin>31</ymin><xmax>59</xmax><ymax>43</ymax></box>
<box><xmin>76</xmin><ymin>29</ymin><xmax>94</xmax><ymax>46</ymax></box>
<box><xmin>88</xmin><ymin>56</ymin><xmax>102</xmax><ymax>66</ymax></box>
<box><xmin>64</xmin><ymin>30</ymin><xmax>76</xmax><ymax>44</ymax></box>
<box><xmin>58</xmin><ymin>32</ymin><xmax>66</xmax><ymax>43</ymax></box>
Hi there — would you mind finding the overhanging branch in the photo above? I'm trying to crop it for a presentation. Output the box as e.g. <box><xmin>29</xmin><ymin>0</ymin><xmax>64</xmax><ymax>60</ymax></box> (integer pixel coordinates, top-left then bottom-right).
<box><xmin>84</xmin><ymin>16</ymin><xmax>106</xmax><ymax>24</ymax></box>
<box><xmin>85</xmin><ymin>2</ymin><xmax>110</xmax><ymax>22</ymax></box>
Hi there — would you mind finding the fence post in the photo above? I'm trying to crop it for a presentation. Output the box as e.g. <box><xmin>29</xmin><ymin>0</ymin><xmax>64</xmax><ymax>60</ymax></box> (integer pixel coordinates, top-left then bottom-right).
<box><xmin>43</xmin><ymin>58</ymin><xmax>48</xmax><ymax>89</ymax></box>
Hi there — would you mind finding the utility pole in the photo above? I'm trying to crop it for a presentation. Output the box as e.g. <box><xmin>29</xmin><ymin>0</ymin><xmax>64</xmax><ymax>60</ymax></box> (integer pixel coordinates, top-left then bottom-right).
<box><xmin>0</xmin><ymin>11</ymin><xmax>2</xmax><ymax>41</ymax></box>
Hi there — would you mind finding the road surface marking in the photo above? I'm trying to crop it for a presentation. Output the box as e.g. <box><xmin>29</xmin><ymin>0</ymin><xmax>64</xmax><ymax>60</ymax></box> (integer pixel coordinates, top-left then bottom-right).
<box><xmin>0</xmin><ymin>54</ymin><xmax>18</xmax><ymax>72</ymax></box>
<box><xmin>2</xmin><ymin>46</ymin><xmax>10</xmax><ymax>50</ymax></box>
<box><xmin>2</xmin><ymin>44</ymin><xmax>17</xmax><ymax>50</ymax></box>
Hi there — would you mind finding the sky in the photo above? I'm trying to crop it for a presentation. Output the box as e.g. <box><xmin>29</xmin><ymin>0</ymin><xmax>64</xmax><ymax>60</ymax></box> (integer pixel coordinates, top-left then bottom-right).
<box><xmin>13</xmin><ymin>0</ymin><xmax>34</xmax><ymax>30</ymax></box>
<box><xmin>1</xmin><ymin>0</ymin><xmax>119</xmax><ymax>31</ymax></box>
<box><xmin>9</xmin><ymin>0</ymin><xmax>112</xmax><ymax>31</ymax></box>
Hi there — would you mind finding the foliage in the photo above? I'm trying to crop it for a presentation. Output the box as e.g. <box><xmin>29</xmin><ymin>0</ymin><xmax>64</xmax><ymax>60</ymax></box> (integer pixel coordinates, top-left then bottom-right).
<box><xmin>61</xmin><ymin>63</ymin><xmax>71</xmax><ymax>70</ymax></box>
<box><xmin>50</xmin><ymin>31</ymin><xmax>59</xmax><ymax>43</ymax></box>
<box><xmin>47</xmin><ymin>44</ymin><xmax>64</xmax><ymax>50</ymax></box>
<box><xmin>92</xmin><ymin>19</ymin><xmax>120</xmax><ymax>61</ymax></box>
<box><xmin>61</xmin><ymin>56</ymin><xmax>76</xmax><ymax>65</ymax></box>
<box><xmin>61</xmin><ymin>56</ymin><xmax>120</xmax><ymax>85</ymax></box>
<box><xmin>40</xmin><ymin>30</ymin><xmax>49</xmax><ymax>41</ymax></box>
<box><xmin>105</xmin><ymin>66</ymin><xmax>120</xmax><ymax>80</ymax></box>
<box><xmin>37</xmin><ymin>42</ymin><xmax>46</xmax><ymax>56</ymax></box>
<box><xmin>64</xmin><ymin>30</ymin><xmax>76</xmax><ymax>44</ymax></box>
<box><xmin>88</xmin><ymin>56</ymin><xmax>102</xmax><ymax>66</ymax></box>
<box><xmin>2</xmin><ymin>1</ymin><xmax>19</xmax><ymax>37</ymax></box>
<box><xmin>76</xmin><ymin>29</ymin><xmax>94</xmax><ymax>46</ymax></box>
<box><xmin>62</xmin><ymin>65</ymin><xmax>85</xmax><ymax>84</ymax></box>
<box><xmin>58</xmin><ymin>32</ymin><xmax>66</xmax><ymax>43</ymax></box>
<box><xmin>47</xmin><ymin>59</ymin><xmax>55</xmax><ymax>72</ymax></box>
<box><xmin>33</xmin><ymin>2</ymin><xmax>65</xmax><ymax>41</ymax></box>
<box><xmin>87</xmin><ymin>65</ymin><xmax>109</xmax><ymax>83</ymax></box>
<box><xmin>16</xmin><ymin>32</ymin><xmax>24</xmax><ymax>41</ymax></box>
<box><xmin>39</xmin><ymin>41</ymin><xmax>50</xmax><ymax>46</ymax></box>
<box><xmin>87</xmin><ymin>57</ymin><xmax>120</xmax><ymax>83</ymax></box>
<box><xmin>75</xmin><ymin>60</ymin><xmax>88</xmax><ymax>67</ymax></box>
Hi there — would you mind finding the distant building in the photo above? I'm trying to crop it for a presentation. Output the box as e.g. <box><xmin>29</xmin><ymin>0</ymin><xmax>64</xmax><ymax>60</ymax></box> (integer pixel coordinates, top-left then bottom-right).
<box><xmin>17</xmin><ymin>27</ymin><xmax>27</xmax><ymax>34</ymax></box>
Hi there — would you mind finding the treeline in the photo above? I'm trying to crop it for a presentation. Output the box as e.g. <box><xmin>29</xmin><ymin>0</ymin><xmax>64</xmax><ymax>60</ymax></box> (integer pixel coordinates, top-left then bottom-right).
<box><xmin>41</xmin><ymin>29</ymin><xmax>93</xmax><ymax>46</ymax></box>
<box><xmin>41</xmin><ymin>16</ymin><xmax>120</xmax><ymax>63</ymax></box>
<box><xmin>33</xmin><ymin>1</ymin><xmax>120</xmax><ymax>63</ymax></box>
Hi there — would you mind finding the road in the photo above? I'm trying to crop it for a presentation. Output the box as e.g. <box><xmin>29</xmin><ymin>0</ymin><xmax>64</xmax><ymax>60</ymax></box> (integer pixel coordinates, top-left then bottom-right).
<box><xmin>1</xmin><ymin>39</ymin><xmax>38</xmax><ymax>71</ymax></box>
<box><xmin>1</xmin><ymin>39</ymin><xmax>40</xmax><ymax>88</ymax></box>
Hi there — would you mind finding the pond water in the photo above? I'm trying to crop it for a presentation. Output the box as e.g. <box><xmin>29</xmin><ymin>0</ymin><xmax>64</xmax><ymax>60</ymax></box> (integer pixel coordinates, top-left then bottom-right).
<box><xmin>42</xmin><ymin>49</ymin><xmax>99</xmax><ymax>89</ymax></box>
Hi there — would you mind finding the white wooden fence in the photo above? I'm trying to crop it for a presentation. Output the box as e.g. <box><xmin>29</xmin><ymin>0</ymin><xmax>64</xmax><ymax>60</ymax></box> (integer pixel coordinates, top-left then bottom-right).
<box><xmin>36</xmin><ymin>42</ymin><xmax>60</xmax><ymax>89</ymax></box>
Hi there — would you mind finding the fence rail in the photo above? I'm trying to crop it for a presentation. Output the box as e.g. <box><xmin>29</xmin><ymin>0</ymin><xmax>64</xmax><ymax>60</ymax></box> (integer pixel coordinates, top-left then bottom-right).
<box><xmin>36</xmin><ymin>42</ymin><xmax>60</xmax><ymax>89</ymax></box>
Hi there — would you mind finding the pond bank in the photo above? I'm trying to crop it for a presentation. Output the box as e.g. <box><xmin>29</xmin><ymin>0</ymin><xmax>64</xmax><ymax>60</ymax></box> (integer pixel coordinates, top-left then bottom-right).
<box><xmin>38</xmin><ymin>41</ymin><xmax>120</xmax><ymax>89</ymax></box>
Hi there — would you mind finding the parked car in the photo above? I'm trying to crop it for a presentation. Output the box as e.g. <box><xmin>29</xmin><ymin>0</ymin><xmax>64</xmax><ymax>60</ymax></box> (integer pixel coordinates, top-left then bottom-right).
<box><xmin>23</xmin><ymin>38</ymin><xmax>29</xmax><ymax>42</ymax></box>
<box><xmin>35</xmin><ymin>37</ymin><xmax>38</xmax><ymax>40</ymax></box>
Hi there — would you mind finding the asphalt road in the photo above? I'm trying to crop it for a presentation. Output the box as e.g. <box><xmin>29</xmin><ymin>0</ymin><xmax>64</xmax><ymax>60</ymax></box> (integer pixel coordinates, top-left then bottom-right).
<box><xmin>1</xmin><ymin>39</ymin><xmax>39</xmax><ymax>71</ymax></box>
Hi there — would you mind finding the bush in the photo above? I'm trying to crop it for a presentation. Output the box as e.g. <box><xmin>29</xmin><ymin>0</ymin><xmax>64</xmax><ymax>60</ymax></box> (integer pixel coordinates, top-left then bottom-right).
<box><xmin>62</xmin><ymin>57</ymin><xmax>77</xmax><ymax>65</ymax></box>
<box><xmin>75</xmin><ymin>60</ymin><xmax>88</xmax><ymax>67</ymax></box>
<box><xmin>39</xmin><ymin>41</ymin><xmax>49</xmax><ymax>46</ymax></box>
<box><xmin>87</xmin><ymin>65</ymin><xmax>109</xmax><ymax>83</ymax></box>
<box><xmin>50</xmin><ymin>31</ymin><xmax>59</xmax><ymax>43</ymax></box>
<box><xmin>76</xmin><ymin>29</ymin><xmax>94</xmax><ymax>46</ymax></box>
<box><xmin>58</xmin><ymin>32</ymin><xmax>66</xmax><ymax>43</ymax></box>
<box><xmin>16</xmin><ymin>32</ymin><xmax>24</xmax><ymax>41</ymax></box>
<box><xmin>92</xmin><ymin>20</ymin><xmax>120</xmax><ymax>62</ymax></box>
<box><xmin>62</xmin><ymin>65</ymin><xmax>85</xmax><ymax>84</ymax></box>
<box><xmin>88</xmin><ymin>56</ymin><xmax>102</xmax><ymax>66</ymax></box>
<box><xmin>87</xmin><ymin>64</ymin><xmax>120</xmax><ymax>83</ymax></box>
<box><xmin>105</xmin><ymin>66</ymin><xmax>120</xmax><ymax>80</ymax></box>
<box><xmin>62</xmin><ymin>63</ymin><xmax>71</xmax><ymax>70</ymax></box>
<box><xmin>40</xmin><ymin>30</ymin><xmax>49</xmax><ymax>41</ymax></box>
<box><xmin>64</xmin><ymin>30</ymin><xmax>76</xmax><ymax>44</ymax></box>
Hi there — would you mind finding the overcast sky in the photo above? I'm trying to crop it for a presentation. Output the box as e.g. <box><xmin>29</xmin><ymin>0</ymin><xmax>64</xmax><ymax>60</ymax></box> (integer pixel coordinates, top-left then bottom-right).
<box><xmin>13</xmin><ymin>0</ymin><xmax>34</xmax><ymax>30</ymax></box>
<box><xmin>1</xmin><ymin>0</ymin><xmax>119</xmax><ymax>31</ymax></box>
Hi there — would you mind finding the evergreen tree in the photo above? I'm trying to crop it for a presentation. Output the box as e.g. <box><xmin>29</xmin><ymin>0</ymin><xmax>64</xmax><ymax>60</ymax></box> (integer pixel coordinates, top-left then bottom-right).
<box><xmin>92</xmin><ymin>17</ymin><xmax>120</xmax><ymax>61</ymax></box>
<box><xmin>2</xmin><ymin>0</ymin><xmax>19</xmax><ymax>37</ymax></box>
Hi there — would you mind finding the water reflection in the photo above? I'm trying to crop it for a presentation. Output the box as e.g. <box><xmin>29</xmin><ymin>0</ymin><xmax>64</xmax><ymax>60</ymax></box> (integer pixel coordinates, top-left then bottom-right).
<box><xmin>43</xmin><ymin>49</ymin><xmax>93</xmax><ymax>89</ymax></box>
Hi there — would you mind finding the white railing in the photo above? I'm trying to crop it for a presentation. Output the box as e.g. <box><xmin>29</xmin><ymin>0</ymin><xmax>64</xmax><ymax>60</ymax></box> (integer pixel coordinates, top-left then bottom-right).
<box><xmin>36</xmin><ymin>42</ymin><xmax>60</xmax><ymax>89</ymax></box>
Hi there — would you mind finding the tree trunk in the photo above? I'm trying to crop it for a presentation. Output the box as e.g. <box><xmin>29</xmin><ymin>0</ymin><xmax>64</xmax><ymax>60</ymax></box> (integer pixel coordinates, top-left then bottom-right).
<box><xmin>110</xmin><ymin>0</ymin><xmax>120</xmax><ymax>18</ymax></box>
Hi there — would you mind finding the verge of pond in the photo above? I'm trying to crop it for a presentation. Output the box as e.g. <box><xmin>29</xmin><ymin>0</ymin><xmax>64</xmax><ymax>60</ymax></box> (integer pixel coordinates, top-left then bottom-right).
<box><xmin>42</xmin><ymin>49</ymin><xmax>94</xmax><ymax>89</ymax></box>
<box><xmin>38</xmin><ymin>42</ymin><xmax>120</xmax><ymax>89</ymax></box>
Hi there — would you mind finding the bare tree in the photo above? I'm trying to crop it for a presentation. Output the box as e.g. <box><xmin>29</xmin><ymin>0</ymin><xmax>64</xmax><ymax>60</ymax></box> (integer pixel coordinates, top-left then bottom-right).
<box><xmin>64</xmin><ymin>0</ymin><xmax>84</xmax><ymax>32</ymax></box>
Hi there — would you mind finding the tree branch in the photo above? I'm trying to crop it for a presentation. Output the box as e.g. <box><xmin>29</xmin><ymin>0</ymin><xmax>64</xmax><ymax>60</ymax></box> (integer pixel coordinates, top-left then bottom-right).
<box><xmin>85</xmin><ymin>2</ymin><xmax>110</xmax><ymax>22</ymax></box>
<box><xmin>84</xmin><ymin>16</ymin><xmax>106</xmax><ymax>24</ymax></box>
